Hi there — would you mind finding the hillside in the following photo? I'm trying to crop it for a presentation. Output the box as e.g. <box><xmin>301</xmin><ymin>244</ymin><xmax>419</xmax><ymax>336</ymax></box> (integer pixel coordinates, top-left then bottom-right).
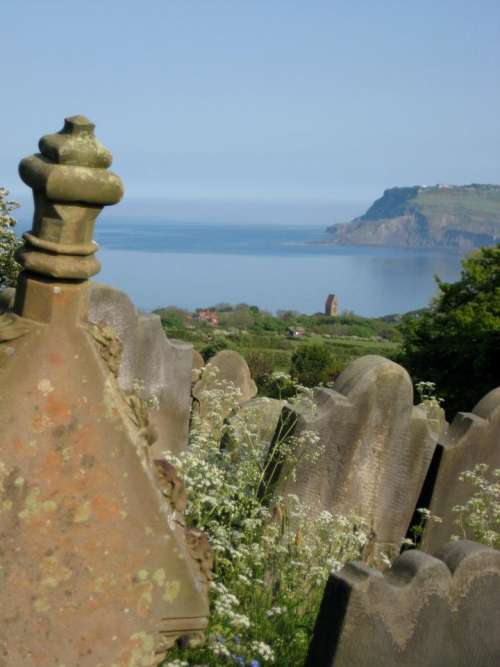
<box><xmin>326</xmin><ymin>184</ymin><xmax>500</xmax><ymax>249</ymax></box>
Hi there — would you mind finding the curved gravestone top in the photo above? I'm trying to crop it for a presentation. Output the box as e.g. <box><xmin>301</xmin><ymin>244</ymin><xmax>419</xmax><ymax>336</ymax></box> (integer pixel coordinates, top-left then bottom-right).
<box><xmin>334</xmin><ymin>354</ymin><xmax>413</xmax><ymax>403</ymax></box>
<box><xmin>422</xmin><ymin>386</ymin><xmax>500</xmax><ymax>552</ymax></box>
<box><xmin>193</xmin><ymin>349</ymin><xmax>257</xmax><ymax>409</ymax></box>
<box><xmin>88</xmin><ymin>282</ymin><xmax>193</xmax><ymax>457</ymax></box>
<box><xmin>305</xmin><ymin>539</ymin><xmax>500</xmax><ymax>667</ymax></box>
<box><xmin>269</xmin><ymin>354</ymin><xmax>445</xmax><ymax>561</ymax></box>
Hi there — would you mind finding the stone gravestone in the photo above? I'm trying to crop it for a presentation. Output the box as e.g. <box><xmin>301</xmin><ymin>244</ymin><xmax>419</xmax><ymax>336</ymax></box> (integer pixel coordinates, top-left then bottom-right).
<box><xmin>224</xmin><ymin>396</ymin><xmax>286</xmax><ymax>456</ymax></box>
<box><xmin>305</xmin><ymin>540</ymin><xmax>500</xmax><ymax>667</ymax></box>
<box><xmin>0</xmin><ymin>116</ymin><xmax>209</xmax><ymax>666</ymax></box>
<box><xmin>192</xmin><ymin>348</ymin><xmax>257</xmax><ymax>418</ymax></box>
<box><xmin>88</xmin><ymin>283</ymin><xmax>193</xmax><ymax>457</ymax></box>
<box><xmin>421</xmin><ymin>387</ymin><xmax>500</xmax><ymax>553</ymax></box>
<box><xmin>268</xmin><ymin>355</ymin><xmax>445</xmax><ymax>560</ymax></box>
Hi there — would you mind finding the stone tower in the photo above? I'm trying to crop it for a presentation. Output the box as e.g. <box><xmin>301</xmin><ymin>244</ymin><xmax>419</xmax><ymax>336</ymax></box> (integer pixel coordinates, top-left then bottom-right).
<box><xmin>0</xmin><ymin>117</ymin><xmax>209</xmax><ymax>666</ymax></box>
<box><xmin>325</xmin><ymin>293</ymin><xmax>339</xmax><ymax>316</ymax></box>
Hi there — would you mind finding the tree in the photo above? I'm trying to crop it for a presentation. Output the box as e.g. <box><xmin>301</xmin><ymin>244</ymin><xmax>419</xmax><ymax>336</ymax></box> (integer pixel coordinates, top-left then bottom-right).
<box><xmin>291</xmin><ymin>344</ymin><xmax>340</xmax><ymax>387</ymax></box>
<box><xmin>0</xmin><ymin>188</ymin><xmax>22</xmax><ymax>288</ymax></box>
<box><xmin>399</xmin><ymin>245</ymin><xmax>500</xmax><ymax>417</ymax></box>
<box><xmin>201</xmin><ymin>337</ymin><xmax>230</xmax><ymax>361</ymax></box>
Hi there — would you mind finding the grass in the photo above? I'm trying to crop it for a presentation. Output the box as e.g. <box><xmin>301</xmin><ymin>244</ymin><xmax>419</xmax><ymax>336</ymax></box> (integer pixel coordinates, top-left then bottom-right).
<box><xmin>155</xmin><ymin>304</ymin><xmax>402</xmax><ymax>388</ymax></box>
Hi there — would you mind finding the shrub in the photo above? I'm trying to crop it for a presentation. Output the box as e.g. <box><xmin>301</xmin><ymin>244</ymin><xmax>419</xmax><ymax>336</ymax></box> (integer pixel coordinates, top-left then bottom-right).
<box><xmin>452</xmin><ymin>464</ymin><xmax>500</xmax><ymax>549</ymax></box>
<box><xmin>0</xmin><ymin>188</ymin><xmax>22</xmax><ymax>288</ymax></box>
<box><xmin>290</xmin><ymin>344</ymin><xmax>339</xmax><ymax>387</ymax></box>
<box><xmin>262</xmin><ymin>371</ymin><xmax>297</xmax><ymax>400</ymax></box>
<box><xmin>399</xmin><ymin>245</ymin><xmax>500</xmax><ymax>417</ymax></box>
<box><xmin>202</xmin><ymin>337</ymin><xmax>230</xmax><ymax>361</ymax></box>
<box><xmin>243</xmin><ymin>350</ymin><xmax>275</xmax><ymax>389</ymax></box>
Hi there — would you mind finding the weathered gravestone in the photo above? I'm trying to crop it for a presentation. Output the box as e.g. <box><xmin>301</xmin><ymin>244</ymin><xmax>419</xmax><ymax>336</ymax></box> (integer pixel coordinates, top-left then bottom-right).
<box><xmin>237</xmin><ymin>397</ymin><xmax>286</xmax><ymax>448</ymax></box>
<box><xmin>421</xmin><ymin>386</ymin><xmax>500</xmax><ymax>553</ymax></box>
<box><xmin>224</xmin><ymin>396</ymin><xmax>286</xmax><ymax>455</ymax></box>
<box><xmin>192</xmin><ymin>349</ymin><xmax>257</xmax><ymax>418</ymax></box>
<box><xmin>88</xmin><ymin>283</ymin><xmax>193</xmax><ymax>457</ymax></box>
<box><xmin>267</xmin><ymin>355</ymin><xmax>445</xmax><ymax>560</ymax></box>
<box><xmin>0</xmin><ymin>116</ymin><xmax>209</xmax><ymax>666</ymax></box>
<box><xmin>305</xmin><ymin>540</ymin><xmax>500</xmax><ymax>667</ymax></box>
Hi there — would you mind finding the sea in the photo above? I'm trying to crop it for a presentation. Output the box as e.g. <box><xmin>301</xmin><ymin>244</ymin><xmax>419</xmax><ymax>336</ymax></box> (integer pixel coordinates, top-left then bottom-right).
<box><xmin>16</xmin><ymin>214</ymin><xmax>464</xmax><ymax>318</ymax></box>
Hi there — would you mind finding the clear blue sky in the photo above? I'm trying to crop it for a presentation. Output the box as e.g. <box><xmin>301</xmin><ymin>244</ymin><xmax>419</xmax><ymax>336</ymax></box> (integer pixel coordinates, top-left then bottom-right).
<box><xmin>3</xmin><ymin>0</ymin><xmax>500</xmax><ymax>215</ymax></box>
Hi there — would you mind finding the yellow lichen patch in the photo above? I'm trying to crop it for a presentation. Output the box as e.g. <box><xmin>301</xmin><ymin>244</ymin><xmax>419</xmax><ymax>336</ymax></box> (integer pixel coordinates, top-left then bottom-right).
<box><xmin>136</xmin><ymin>581</ymin><xmax>153</xmax><ymax>617</ymax></box>
<box><xmin>39</xmin><ymin>555</ymin><xmax>72</xmax><ymax>589</ymax></box>
<box><xmin>33</xmin><ymin>597</ymin><xmax>51</xmax><ymax>613</ymax></box>
<box><xmin>0</xmin><ymin>499</ymin><xmax>13</xmax><ymax>514</ymax></box>
<box><xmin>32</xmin><ymin>413</ymin><xmax>54</xmax><ymax>432</ymax></box>
<box><xmin>74</xmin><ymin>500</ymin><xmax>92</xmax><ymax>523</ymax></box>
<box><xmin>127</xmin><ymin>632</ymin><xmax>157</xmax><ymax>667</ymax></box>
<box><xmin>37</xmin><ymin>378</ymin><xmax>54</xmax><ymax>396</ymax></box>
<box><xmin>61</xmin><ymin>446</ymin><xmax>74</xmax><ymax>463</ymax></box>
<box><xmin>43</xmin><ymin>500</ymin><xmax>58</xmax><ymax>512</ymax></box>
<box><xmin>152</xmin><ymin>568</ymin><xmax>165</xmax><ymax>588</ymax></box>
<box><xmin>18</xmin><ymin>486</ymin><xmax>41</xmax><ymax>520</ymax></box>
<box><xmin>95</xmin><ymin>572</ymin><xmax>118</xmax><ymax>594</ymax></box>
<box><xmin>163</xmin><ymin>579</ymin><xmax>181</xmax><ymax>603</ymax></box>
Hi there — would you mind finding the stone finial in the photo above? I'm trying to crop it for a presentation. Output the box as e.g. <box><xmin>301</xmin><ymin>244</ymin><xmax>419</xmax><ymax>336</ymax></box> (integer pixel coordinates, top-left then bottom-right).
<box><xmin>17</xmin><ymin>115</ymin><xmax>123</xmax><ymax>280</ymax></box>
<box><xmin>0</xmin><ymin>118</ymin><xmax>209</xmax><ymax>665</ymax></box>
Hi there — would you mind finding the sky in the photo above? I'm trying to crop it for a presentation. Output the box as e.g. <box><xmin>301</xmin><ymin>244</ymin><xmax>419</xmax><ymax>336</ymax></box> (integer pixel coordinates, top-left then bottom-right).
<box><xmin>2</xmin><ymin>0</ymin><xmax>500</xmax><ymax>222</ymax></box>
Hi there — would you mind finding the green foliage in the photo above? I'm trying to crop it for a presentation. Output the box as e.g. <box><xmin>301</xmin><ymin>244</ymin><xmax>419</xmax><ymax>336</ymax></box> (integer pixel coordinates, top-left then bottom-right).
<box><xmin>202</xmin><ymin>337</ymin><xmax>231</xmax><ymax>361</ymax></box>
<box><xmin>290</xmin><ymin>344</ymin><xmax>341</xmax><ymax>387</ymax></box>
<box><xmin>453</xmin><ymin>464</ymin><xmax>500</xmax><ymax>549</ymax></box>
<box><xmin>262</xmin><ymin>371</ymin><xmax>298</xmax><ymax>400</ymax></box>
<box><xmin>399</xmin><ymin>245</ymin><xmax>500</xmax><ymax>417</ymax></box>
<box><xmin>163</xmin><ymin>377</ymin><xmax>366</xmax><ymax>666</ymax></box>
<box><xmin>242</xmin><ymin>349</ymin><xmax>275</xmax><ymax>389</ymax></box>
<box><xmin>154</xmin><ymin>306</ymin><xmax>191</xmax><ymax>329</ymax></box>
<box><xmin>0</xmin><ymin>188</ymin><xmax>22</xmax><ymax>288</ymax></box>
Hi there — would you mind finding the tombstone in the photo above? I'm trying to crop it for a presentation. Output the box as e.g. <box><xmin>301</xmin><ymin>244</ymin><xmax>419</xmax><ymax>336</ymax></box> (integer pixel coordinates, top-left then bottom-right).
<box><xmin>192</xmin><ymin>349</ymin><xmax>257</xmax><ymax>418</ymax></box>
<box><xmin>421</xmin><ymin>387</ymin><xmax>500</xmax><ymax>553</ymax></box>
<box><xmin>0</xmin><ymin>116</ymin><xmax>209</xmax><ymax>666</ymax></box>
<box><xmin>305</xmin><ymin>540</ymin><xmax>500</xmax><ymax>667</ymax></box>
<box><xmin>268</xmin><ymin>355</ymin><xmax>445</xmax><ymax>560</ymax></box>
<box><xmin>239</xmin><ymin>397</ymin><xmax>286</xmax><ymax>447</ymax></box>
<box><xmin>225</xmin><ymin>397</ymin><xmax>286</xmax><ymax>455</ymax></box>
<box><xmin>88</xmin><ymin>283</ymin><xmax>193</xmax><ymax>457</ymax></box>
<box><xmin>325</xmin><ymin>293</ymin><xmax>339</xmax><ymax>316</ymax></box>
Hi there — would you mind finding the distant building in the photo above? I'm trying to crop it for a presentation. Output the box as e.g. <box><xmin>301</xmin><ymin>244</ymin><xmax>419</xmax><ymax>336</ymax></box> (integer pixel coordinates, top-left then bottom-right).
<box><xmin>287</xmin><ymin>327</ymin><xmax>305</xmax><ymax>338</ymax></box>
<box><xmin>325</xmin><ymin>294</ymin><xmax>339</xmax><ymax>317</ymax></box>
<box><xmin>195</xmin><ymin>309</ymin><xmax>220</xmax><ymax>326</ymax></box>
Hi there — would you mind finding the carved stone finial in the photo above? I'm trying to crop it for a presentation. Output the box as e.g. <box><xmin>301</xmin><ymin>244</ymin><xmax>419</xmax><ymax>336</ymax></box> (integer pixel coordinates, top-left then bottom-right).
<box><xmin>17</xmin><ymin>115</ymin><xmax>123</xmax><ymax>281</ymax></box>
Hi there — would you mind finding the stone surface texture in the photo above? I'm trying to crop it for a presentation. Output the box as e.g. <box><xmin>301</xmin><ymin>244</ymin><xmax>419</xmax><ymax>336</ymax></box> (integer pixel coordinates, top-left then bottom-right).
<box><xmin>192</xmin><ymin>349</ymin><xmax>257</xmax><ymax>418</ymax></box>
<box><xmin>88</xmin><ymin>283</ymin><xmax>193</xmax><ymax>457</ymax></box>
<box><xmin>422</xmin><ymin>387</ymin><xmax>500</xmax><ymax>553</ymax></box>
<box><xmin>305</xmin><ymin>540</ymin><xmax>500</xmax><ymax>667</ymax></box>
<box><xmin>0</xmin><ymin>117</ymin><xmax>209</xmax><ymax>667</ymax></box>
<box><xmin>269</xmin><ymin>355</ymin><xmax>445</xmax><ymax>559</ymax></box>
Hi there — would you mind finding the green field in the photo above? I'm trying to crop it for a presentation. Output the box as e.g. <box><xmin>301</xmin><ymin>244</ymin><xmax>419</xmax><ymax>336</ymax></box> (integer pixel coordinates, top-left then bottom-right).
<box><xmin>156</xmin><ymin>304</ymin><xmax>402</xmax><ymax>391</ymax></box>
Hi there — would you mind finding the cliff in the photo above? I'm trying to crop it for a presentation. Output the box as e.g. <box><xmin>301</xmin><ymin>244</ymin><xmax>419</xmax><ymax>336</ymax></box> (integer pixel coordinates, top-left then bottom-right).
<box><xmin>326</xmin><ymin>184</ymin><xmax>500</xmax><ymax>249</ymax></box>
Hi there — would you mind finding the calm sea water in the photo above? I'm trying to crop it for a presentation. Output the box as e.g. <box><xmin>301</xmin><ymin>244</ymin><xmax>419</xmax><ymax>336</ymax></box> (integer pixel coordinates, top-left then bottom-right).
<box><xmin>96</xmin><ymin>221</ymin><xmax>464</xmax><ymax>317</ymax></box>
<box><xmin>18</xmin><ymin>218</ymin><xmax>463</xmax><ymax>317</ymax></box>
